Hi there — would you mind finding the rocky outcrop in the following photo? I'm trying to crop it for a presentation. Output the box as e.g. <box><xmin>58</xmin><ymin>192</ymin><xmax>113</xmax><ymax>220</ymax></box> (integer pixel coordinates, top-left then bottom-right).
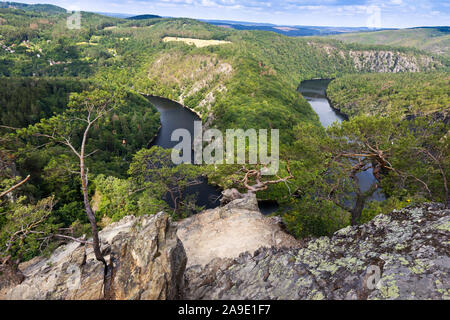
<box><xmin>1</xmin><ymin>213</ymin><xmax>186</xmax><ymax>300</ymax></box>
<box><xmin>1</xmin><ymin>192</ymin><xmax>300</xmax><ymax>300</ymax></box>
<box><xmin>309</xmin><ymin>41</ymin><xmax>441</xmax><ymax>73</ymax></box>
<box><xmin>107</xmin><ymin>213</ymin><xmax>186</xmax><ymax>300</ymax></box>
<box><xmin>184</xmin><ymin>203</ymin><xmax>450</xmax><ymax>300</ymax></box>
<box><xmin>349</xmin><ymin>50</ymin><xmax>438</xmax><ymax>73</ymax></box>
<box><xmin>177</xmin><ymin>192</ymin><xmax>301</xmax><ymax>267</ymax></box>
<box><xmin>147</xmin><ymin>52</ymin><xmax>232</xmax><ymax>126</ymax></box>
<box><xmin>0</xmin><ymin>259</ymin><xmax>24</xmax><ymax>295</ymax></box>
<box><xmin>219</xmin><ymin>188</ymin><xmax>244</xmax><ymax>206</ymax></box>
<box><xmin>2</xmin><ymin>199</ymin><xmax>448</xmax><ymax>300</ymax></box>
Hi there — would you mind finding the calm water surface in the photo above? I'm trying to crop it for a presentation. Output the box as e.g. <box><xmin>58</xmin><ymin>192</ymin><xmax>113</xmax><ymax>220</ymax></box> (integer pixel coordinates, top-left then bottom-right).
<box><xmin>147</xmin><ymin>96</ymin><xmax>221</xmax><ymax>209</ymax></box>
<box><xmin>298</xmin><ymin>79</ymin><xmax>385</xmax><ymax>200</ymax></box>
<box><xmin>146</xmin><ymin>96</ymin><xmax>281</xmax><ymax>213</ymax></box>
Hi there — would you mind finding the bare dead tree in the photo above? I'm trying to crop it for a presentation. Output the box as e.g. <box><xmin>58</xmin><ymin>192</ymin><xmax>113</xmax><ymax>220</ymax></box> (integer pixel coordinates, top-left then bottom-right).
<box><xmin>167</xmin><ymin>178</ymin><xmax>203</xmax><ymax>217</ymax></box>
<box><xmin>336</xmin><ymin>129</ymin><xmax>448</xmax><ymax>204</ymax></box>
<box><xmin>1</xmin><ymin>196</ymin><xmax>91</xmax><ymax>261</ymax></box>
<box><xmin>415</xmin><ymin>147</ymin><xmax>449</xmax><ymax>208</ymax></box>
<box><xmin>241</xmin><ymin>162</ymin><xmax>294</xmax><ymax>193</ymax></box>
<box><xmin>327</xmin><ymin>136</ymin><xmax>442</xmax><ymax>223</ymax></box>
<box><xmin>335</xmin><ymin>142</ymin><xmax>438</xmax><ymax>205</ymax></box>
<box><xmin>27</xmin><ymin>91</ymin><xmax>117</xmax><ymax>265</ymax></box>
<box><xmin>29</xmin><ymin>231</ymin><xmax>93</xmax><ymax>245</ymax></box>
<box><xmin>328</xmin><ymin>162</ymin><xmax>379</xmax><ymax>226</ymax></box>
<box><xmin>325</xmin><ymin>142</ymin><xmax>386</xmax><ymax>225</ymax></box>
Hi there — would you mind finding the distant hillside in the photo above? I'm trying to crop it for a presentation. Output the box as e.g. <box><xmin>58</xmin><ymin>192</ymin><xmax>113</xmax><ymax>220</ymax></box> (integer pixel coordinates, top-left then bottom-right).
<box><xmin>127</xmin><ymin>14</ymin><xmax>161</xmax><ymax>20</ymax></box>
<box><xmin>328</xmin><ymin>27</ymin><xmax>450</xmax><ymax>57</ymax></box>
<box><xmin>0</xmin><ymin>1</ymin><xmax>65</xmax><ymax>14</ymax></box>
<box><xmin>204</xmin><ymin>20</ymin><xmax>380</xmax><ymax>37</ymax></box>
<box><xmin>0</xmin><ymin>7</ymin><xmax>445</xmax><ymax>132</ymax></box>
<box><xmin>95</xmin><ymin>12</ymin><xmax>134</xmax><ymax>19</ymax></box>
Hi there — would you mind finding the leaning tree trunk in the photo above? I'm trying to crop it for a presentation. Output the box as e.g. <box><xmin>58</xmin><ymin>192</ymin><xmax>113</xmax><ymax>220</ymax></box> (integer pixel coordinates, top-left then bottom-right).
<box><xmin>351</xmin><ymin>193</ymin><xmax>365</xmax><ymax>226</ymax></box>
<box><xmin>80</xmin><ymin>157</ymin><xmax>105</xmax><ymax>265</ymax></box>
<box><xmin>79</xmin><ymin>120</ymin><xmax>105</xmax><ymax>265</ymax></box>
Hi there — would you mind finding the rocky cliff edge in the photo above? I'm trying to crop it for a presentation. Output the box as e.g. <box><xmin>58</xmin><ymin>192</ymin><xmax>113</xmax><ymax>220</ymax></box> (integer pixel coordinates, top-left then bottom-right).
<box><xmin>1</xmin><ymin>194</ymin><xmax>449</xmax><ymax>300</ymax></box>
<box><xmin>185</xmin><ymin>202</ymin><xmax>450</xmax><ymax>300</ymax></box>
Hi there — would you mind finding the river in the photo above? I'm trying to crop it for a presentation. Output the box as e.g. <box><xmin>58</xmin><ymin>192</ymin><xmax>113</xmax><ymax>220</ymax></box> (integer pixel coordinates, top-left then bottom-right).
<box><xmin>147</xmin><ymin>95</ymin><xmax>222</xmax><ymax>210</ymax></box>
<box><xmin>147</xmin><ymin>95</ymin><xmax>279</xmax><ymax>213</ymax></box>
<box><xmin>298</xmin><ymin>79</ymin><xmax>385</xmax><ymax>201</ymax></box>
<box><xmin>298</xmin><ymin>79</ymin><xmax>347</xmax><ymax>126</ymax></box>
<box><xmin>146</xmin><ymin>79</ymin><xmax>383</xmax><ymax>214</ymax></box>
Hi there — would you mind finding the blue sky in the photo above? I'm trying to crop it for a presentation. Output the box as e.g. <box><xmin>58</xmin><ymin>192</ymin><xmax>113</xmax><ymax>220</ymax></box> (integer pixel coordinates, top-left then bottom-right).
<box><xmin>16</xmin><ymin>0</ymin><xmax>450</xmax><ymax>27</ymax></box>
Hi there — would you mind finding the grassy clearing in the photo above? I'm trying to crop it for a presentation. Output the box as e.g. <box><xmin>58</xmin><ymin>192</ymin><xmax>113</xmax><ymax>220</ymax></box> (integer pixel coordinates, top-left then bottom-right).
<box><xmin>162</xmin><ymin>36</ymin><xmax>231</xmax><ymax>47</ymax></box>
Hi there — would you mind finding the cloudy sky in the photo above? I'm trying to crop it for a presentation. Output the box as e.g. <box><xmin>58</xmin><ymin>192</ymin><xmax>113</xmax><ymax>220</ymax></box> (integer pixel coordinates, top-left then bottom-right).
<box><xmin>15</xmin><ymin>0</ymin><xmax>450</xmax><ymax>28</ymax></box>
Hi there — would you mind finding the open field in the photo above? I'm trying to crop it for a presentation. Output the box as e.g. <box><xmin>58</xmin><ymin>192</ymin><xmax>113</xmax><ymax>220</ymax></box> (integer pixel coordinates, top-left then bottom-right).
<box><xmin>162</xmin><ymin>36</ymin><xmax>232</xmax><ymax>47</ymax></box>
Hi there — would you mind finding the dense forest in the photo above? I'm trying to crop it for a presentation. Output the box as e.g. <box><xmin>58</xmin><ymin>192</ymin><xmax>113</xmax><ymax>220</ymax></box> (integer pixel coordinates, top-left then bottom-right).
<box><xmin>0</xmin><ymin>5</ymin><xmax>448</xmax><ymax>264</ymax></box>
<box><xmin>327</xmin><ymin>72</ymin><xmax>450</xmax><ymax>118</ymax></box>
<box><xmin>0</xmin><ymin>78</ymin><xmax>160</xmax><ymax>260</ymax></box>
<box><xmin>0</xmin><ymin>77</ymin><xmax>89</xmax><ymax>127</ymax></box>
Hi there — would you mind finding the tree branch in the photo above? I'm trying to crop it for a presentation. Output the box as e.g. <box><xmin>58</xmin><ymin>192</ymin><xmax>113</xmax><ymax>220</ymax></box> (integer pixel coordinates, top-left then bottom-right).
<box><xmin>0</xmin><ymin>175</ymin><xmax>30</xmax><ymax>198</ymax></box>
<box><xmin>241</xmin><ymin>162</ymin><xmax>294</xmax><ymax>193</ymax></box>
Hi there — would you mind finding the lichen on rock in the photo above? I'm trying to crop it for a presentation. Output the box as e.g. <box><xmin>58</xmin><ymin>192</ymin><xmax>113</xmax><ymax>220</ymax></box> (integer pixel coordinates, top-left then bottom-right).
<box><xmin>1</xmin><ymin>201</ymin><xmax>448</xmax><ymax>300</ymax></box>
<box><xmin>184</xmin><ymin>203</ymin><xmax>449</xmax><ymax>300</ymax></box>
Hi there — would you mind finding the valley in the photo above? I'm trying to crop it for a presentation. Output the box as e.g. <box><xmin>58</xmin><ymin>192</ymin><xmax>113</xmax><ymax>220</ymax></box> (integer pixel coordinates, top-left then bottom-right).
<box><xmin>0</xmin><ymin>1</ymin><xmax>448</xmax><ymax>302</ymax></box>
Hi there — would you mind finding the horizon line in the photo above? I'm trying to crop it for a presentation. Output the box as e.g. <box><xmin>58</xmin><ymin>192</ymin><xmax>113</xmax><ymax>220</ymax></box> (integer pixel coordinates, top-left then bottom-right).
<box><xmin>94</xmin><ymin>11</ymin><xmax>450</xmax><ymax>30</ymax></box>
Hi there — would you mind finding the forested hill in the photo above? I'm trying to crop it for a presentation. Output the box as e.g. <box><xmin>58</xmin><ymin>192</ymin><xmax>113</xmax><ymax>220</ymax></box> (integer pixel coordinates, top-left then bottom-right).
<box><xmin>0</xmin><ymin>6</ymin><xmax>448</xmax><ymax>172</ymax></box>
<box><xmin>203</xmin><ymin>20</ymin><xmax>376</xmax><ymax>37</ymax></box>
<box><xmin>326</xmin><ymin>72</ymin><xmax>450</xmax><ymax>119</ymax></box>
<box><xmin>0</xmin><ymin>2</ymin><xmax>66</xmax><ymax>14</ymax></box>
<box><xmin>126</xmin><ymin>14</ymin><xmax>161</xmax><ymax>20</ymax></box>
<box><xmin>119</xmin><ymin>19</ymin><xmax>446</xmax><ymax>133</ymax></box>
<box><xmin>327</xmin><ymin>27</ymin><xmax>450</xmax><ymax>58</ymax></box>
<box><xmin>0</xmin><ymin>7</ymin><xmax>446</xmax><ymax>135</ymax></box>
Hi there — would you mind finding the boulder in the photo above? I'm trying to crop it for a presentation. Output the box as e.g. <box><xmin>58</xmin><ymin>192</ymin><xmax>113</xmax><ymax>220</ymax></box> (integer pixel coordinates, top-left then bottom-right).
<box><xmin>107</xmin><ymin>213</ymin><xmax>186</xmax><ymax>300</ymax></box>
<box><xmin>220</xmin><ymin>188</ymin><xmax>244</xmax><ymax>205</ymax></box>
<box><xmin>177</xmin><ymin>192</ymin><xmax>301</xmax><ymax>268</ymax></box>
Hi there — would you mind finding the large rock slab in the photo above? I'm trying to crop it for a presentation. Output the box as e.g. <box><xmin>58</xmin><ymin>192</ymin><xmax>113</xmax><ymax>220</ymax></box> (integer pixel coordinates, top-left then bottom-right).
<box><xmin>2</xmin><ymin>212</ymin><xmax>186</xmax><ymax>300</ymax></box>
<box><xmin>177</xmin><ymin>192</ymin><xmax>301</xmax><ymax>267</ymax></box>
<box><xmin>184</xmin><ymin>203</ymin><xmax>450</xmax><ymax>300</ymax></box>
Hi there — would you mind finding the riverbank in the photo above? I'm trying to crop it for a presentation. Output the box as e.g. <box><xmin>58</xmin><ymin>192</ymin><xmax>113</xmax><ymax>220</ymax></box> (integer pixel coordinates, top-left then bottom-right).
<box><xmin>325</xmin><ymin>72</ymin><xmax>450</xmax><ymax>119</ymax></box>
<box><xmin>298</xmin><ymin>79</ymin><xmax>346</xmax><ymax>126</ymax></box>
<box><xmin>146</xmin><ymin>124</ymin><xmax>162</xmax><ymax>147</ymax></box>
